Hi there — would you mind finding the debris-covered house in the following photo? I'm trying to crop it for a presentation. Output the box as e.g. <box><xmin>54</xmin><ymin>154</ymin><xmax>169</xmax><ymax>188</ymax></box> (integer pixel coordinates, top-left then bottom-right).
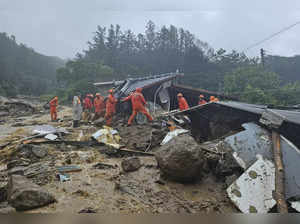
<box><xmin>163</xmin><ymin>99</ymin><xmax>300</xmax><ymax>213</ymax></box>
<box><xmin>93</xmin><ymin>71</ymin><xmax>300</xmax><ymax>214</ymax></box>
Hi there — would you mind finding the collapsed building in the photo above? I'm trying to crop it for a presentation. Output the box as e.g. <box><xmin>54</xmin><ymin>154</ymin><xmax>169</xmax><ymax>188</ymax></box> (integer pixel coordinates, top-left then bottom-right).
<box><xmin>94</xmin><ymin>72</ymin><xmax>300</xmax><ymax>213</ymax></box>
<box><xmin>0</xmin><ymin>72</ymin><xmax>299</xmax><ymax>213</ymax></box>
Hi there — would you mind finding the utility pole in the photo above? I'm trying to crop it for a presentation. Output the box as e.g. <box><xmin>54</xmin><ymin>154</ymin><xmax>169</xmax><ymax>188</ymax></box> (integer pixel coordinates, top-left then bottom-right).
<box><xmin>260</xmin><ymin>48</ymin><xmax>265</xmax><ymax>67</ymax></box>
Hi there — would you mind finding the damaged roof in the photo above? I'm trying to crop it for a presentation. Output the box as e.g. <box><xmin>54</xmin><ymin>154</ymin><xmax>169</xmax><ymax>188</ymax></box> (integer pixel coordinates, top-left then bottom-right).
<box><xmin>95</xmin><ymin>72</ymin><xmax>183</xmax><ymax>99</ymax></box>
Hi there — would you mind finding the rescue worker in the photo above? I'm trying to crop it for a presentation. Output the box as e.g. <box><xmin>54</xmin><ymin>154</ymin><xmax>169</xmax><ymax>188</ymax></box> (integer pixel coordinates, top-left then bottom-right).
<box><xmin>198</xmin><ymin>94</ymin><xmax>207</xmax><ymax>105</ymax></box>
<box><xmin>209</xmin><ymin>96</ymin><xmax>219</xmax><ymax>102</ymax></box>
<box><xmin>83</xmin><ymin>94</ymin><xmax>93</xmax><ymax>121</ymax></box>
<box><xmin>177</xmin><ymin>93</ymin><xmax>189</xmax><ymax>111</ymax></box>
<box><xmin>49</xmin><ymin>96</ymin><xmax>58</xmax><ymax>121</ymax></box>
<box><xmin>72</xmin><ymin>94</ymin><xmax>82</xmax><ymax>128</ymax></box>
<box><xmin>93</xmin><ymin>93</ymin><xmax>105</xmax><ymax>120</ymax></box>
<box><xmin>122</xmin><ymin>87</ymin><xmax>153</xmax><ymax>126</ymax></box>
<box><xmin>105</xmin><ymin>89</ymin><xmax>117</xmax><ymax>126</ymax></box>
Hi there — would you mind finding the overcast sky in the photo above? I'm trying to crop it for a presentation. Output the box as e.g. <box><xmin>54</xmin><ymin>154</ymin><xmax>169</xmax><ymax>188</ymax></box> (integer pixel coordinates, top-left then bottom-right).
<box><xmin>1</xmin><ymin>0</ymin><xmax>300</xmax><ymax>59</ymax></box>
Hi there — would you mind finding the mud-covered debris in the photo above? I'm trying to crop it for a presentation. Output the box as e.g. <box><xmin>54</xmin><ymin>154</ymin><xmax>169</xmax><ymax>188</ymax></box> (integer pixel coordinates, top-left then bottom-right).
<box><xmin>7</xmin><ymin>175</ymin><xmax>56</xmax><ymax>211</ymax></box>
<box><xmin>1</xmin><ymin>100</ymin><xmax>36</xmax><ymax>117</ymax></box>
<box><xmin>0</xmin><ymin>202</ymin><xmax>16</xmax><ymax>214</ymax></box>
<box><xmin>57</xmin><ymin>173</ymin><xmax>70</xmax><ymax>182</ymax></box>
<box><xmin>7</xmin><ymin>158</ymin><xmax>31</xmax><ymax>170</ymax></box>
<box><xmin>92</xmin><ymin>126</ymin><xmax>121</xmax><ymax>149</ymax></box>
<box><xmin>93</xmin><ymin>163</ymin><xmax>117</xmax><ymax>170</ymax></box>
<box><xmin>0</xmin><ymin>185</ymin><xmax>7</xmax><ymax>202</ymax></box>
<box><xmin>225</xmin><ymin>174</ymin><xmax>239</xmax><ymax>187</ymax></box>
<box><xmin>214</xmin><ymin>152</ymin><xmax>242</xmax><ymax>181</ymax></box>
<box><xmin>78</xmin><ymin>207</ymin><xmax>98</xmax><ymax>213</ymax></box>
<box><xmin>155</xmin><ymin>134</ymin><xmax>205</xmax><ymax>182</ymax></box>
<box><xmin>57</xmin><ymin>165</ymin><xmax>82</xmax><ymax>173</ymax></box>
<box><xmin>31</xmin><ymin>145</ymin><xmax>48</xmax><ymax>158</ymax></box>
<box><xmin>121</xmin><ymin>157</ymin><xmax>142</xmax><ymax>172</ymax></box>
<box><xmin>72</xmin><ymin>189</ymin><xmax>89</xmax><ymax>198</ymax></box>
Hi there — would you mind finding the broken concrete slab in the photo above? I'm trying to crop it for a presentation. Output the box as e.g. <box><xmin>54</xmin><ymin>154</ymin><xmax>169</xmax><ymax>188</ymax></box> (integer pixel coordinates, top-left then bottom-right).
<box><xmin>260</xmin><ymin>109</ymin><xmax>285</xmax><ymax>129</ymax></box>
<box><xmin>226</xmin><ymin>123</ymin><xmax>300</xmax><ymax>200</ymax></box>
<box><xmin>227</xmin><ymin>155</ymin><xmax>276</xmax><ymax>213</ymax></box>
<box><xmin>7</xmin><ymin>175</ymin><xmax>56</xmax><ymax>211</ymax></box>
<box><xmin>224</xmin><ymin>122</ymin><xmax>273</xmax><ymax>169</ymax></box>
<box><xmin>290</xmin><ymin>201</ymin><xmax>300</xmax><ymax>212</ymax></box>
<box><xmin>280</xmin><ymin>136</ymin><xmax>300</xmax><ymax>199</ymax></box>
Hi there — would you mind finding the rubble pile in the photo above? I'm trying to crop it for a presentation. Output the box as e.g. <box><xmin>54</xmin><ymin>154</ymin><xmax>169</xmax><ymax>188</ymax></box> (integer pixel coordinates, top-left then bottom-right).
<box><xmin>0</xmin><ymin>92</ymin><xmax>299</xmax><ymax>214</ymax></box>
<box><xmin>0</xmin><ymin>97</ymin><xmax>37</xmax><ymax>117</ymax></box>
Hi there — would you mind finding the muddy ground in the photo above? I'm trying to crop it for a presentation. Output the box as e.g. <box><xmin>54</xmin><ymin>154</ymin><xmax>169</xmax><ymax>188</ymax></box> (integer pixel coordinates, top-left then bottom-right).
<box><xmin>0</xmin><ymin>97</ymin><xmax>237</xmax><ymax>213</ymax></box>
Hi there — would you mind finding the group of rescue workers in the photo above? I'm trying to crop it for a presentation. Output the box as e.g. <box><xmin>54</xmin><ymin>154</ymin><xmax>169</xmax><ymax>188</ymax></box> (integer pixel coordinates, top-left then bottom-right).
<box><xmin>49</xmin><ymin>88</ymin><xmax>219</xmax><ymax>128</ymax></box>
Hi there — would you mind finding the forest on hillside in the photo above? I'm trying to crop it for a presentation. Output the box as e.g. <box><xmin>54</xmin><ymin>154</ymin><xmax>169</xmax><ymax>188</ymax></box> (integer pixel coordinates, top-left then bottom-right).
<box><xmin>1</xmin><ymin>21</ymin><xmax>299</xmax><ymax>105</ymax></box>
<box><xmin>0</xmin><ymin>32</ymin><xmax>65</xmax><ymax>97</ymax></box>
<box><xmin>57</xmin><ymin>21</ymin><xmax>300</xmax><ymax>106</ymax></box>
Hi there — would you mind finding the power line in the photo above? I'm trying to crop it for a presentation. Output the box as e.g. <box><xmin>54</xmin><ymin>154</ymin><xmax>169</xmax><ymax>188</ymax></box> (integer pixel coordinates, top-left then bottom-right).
<box><xmin>243</xmin><ymin>21</ymin><xmax>300</xmax><ymax>52</ymax></box>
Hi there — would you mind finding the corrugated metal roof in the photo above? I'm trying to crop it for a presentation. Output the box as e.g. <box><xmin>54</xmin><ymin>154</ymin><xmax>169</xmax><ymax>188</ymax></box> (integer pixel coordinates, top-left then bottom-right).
<box><xmin>114</xmin><ymin>73</ymin><xmax>182</xmax><ymax>98</ymax></box>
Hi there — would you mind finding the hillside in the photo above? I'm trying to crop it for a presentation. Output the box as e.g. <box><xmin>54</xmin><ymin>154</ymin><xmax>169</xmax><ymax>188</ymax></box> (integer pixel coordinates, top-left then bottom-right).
<box><xmin>266</xmin><ymin>55</ymin><xmax>300</xmax><ymax>83</ymax></box>
<box><xmin>0</xmin><ymin>32</ymin><xmax>65</xmax><ymax>96</ymax></box>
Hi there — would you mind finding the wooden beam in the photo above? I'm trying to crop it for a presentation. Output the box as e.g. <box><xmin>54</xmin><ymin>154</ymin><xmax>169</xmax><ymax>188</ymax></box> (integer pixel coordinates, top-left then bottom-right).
<box><xmin>272</xmin><ymin>131</ymin><xmax>288</xmax><ymax>213</ymax></box>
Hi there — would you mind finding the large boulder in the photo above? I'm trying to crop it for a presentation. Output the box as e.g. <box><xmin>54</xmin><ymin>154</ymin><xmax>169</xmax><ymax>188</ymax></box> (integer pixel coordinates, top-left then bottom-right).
<box><xmin>121</xmin><ymin>157</ymin><xmax>142</xmax><ymax>172</ymax></box>
<box><xmin>155</xmin><ymin>134</ymin><xmax>205</xmax><ymax>182</ymax></box>
<box><xmin>7</xmin><ymin>175</ymin><xmax>56</xmax><ymax>211</ymax></box>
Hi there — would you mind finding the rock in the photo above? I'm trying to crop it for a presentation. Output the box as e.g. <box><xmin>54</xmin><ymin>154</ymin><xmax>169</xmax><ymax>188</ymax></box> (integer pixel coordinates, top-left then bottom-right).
<box><xmin>31</xmin><ymin>145</ymin><xmax>47</xmax><ymax>158</ymax></box>
<box><xmin>0</xmin><ymin>202</ymin><xmax>16</xmax><ymax>214</ymax></box>
<box><xmin>78</xmin><ymin>207</ymin><xmax>98</xmax><ymax>213</ymax></box>
<box><xmin>7</xmin><ymin>175</ymin><xmax>56</xmax><ymax>211</ymax></box>
<box><xmin>0</xmin><ymin>185</ymin><xmax>7</xmax><ymax>202</ymax></box>
<box><xmin>155</xmin><ymin>134</ymin><xmax>205</xmax><ymax>182</ymax></box>
<box><xmin>121</xmin><ymin>157</ymin><xmax>142</xmax><ymax>172</ymax></box>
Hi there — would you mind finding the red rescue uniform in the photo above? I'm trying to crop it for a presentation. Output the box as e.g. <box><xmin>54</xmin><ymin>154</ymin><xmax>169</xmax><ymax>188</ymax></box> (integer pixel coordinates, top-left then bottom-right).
<box><xmin>123</xmin><ymin>88</ymin><xmax>153</xmax><ymax>125</ymax></box>
<box><xmin>94</xmin><ymin>96</ymin><xmax>105</xmax><ymax>116</ymax></box>
<box><xmin>178</xmin><ymin>96</ymin><xmax>189</xmax><ymax>111</ymax></box>
<box><xmin>49</xmin><ymin>97</ymin><xmax>58</xmax><ymax>121</ymax></box>
<box><xmin>105</xmin><ymin>92</ymin><xmax>117</xmax><ymax>126</ymax></box>
<box><xmin>84</xmin><ymin>96</ymin><xmax>93</xmax><ymax>110</ymax></box>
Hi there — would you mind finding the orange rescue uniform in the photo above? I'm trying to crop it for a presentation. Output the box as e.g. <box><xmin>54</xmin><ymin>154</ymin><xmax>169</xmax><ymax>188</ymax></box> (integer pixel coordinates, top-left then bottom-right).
<box><xmin>49</xmin><ymin>97</ymin><xmax>58</xmax><ymax>121</ymax></box>
<box><xmin>123</xmin><ymin>88</ymin><xmax>153</xmax><ymax>125</ymax></box>
<box><xmin>178</xmin><ymin>96</ymin><xmax>189</xmax><ymax>111</ymax></box>
<box><xmin>105</xmin><ymin>92</ymin><xmax>117</xmax><ymax>126</ymax></box>
<box><xmin>94</xmin><ymin>95</ymin><xmax>105</xmax><ymax>116</ymax></box>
